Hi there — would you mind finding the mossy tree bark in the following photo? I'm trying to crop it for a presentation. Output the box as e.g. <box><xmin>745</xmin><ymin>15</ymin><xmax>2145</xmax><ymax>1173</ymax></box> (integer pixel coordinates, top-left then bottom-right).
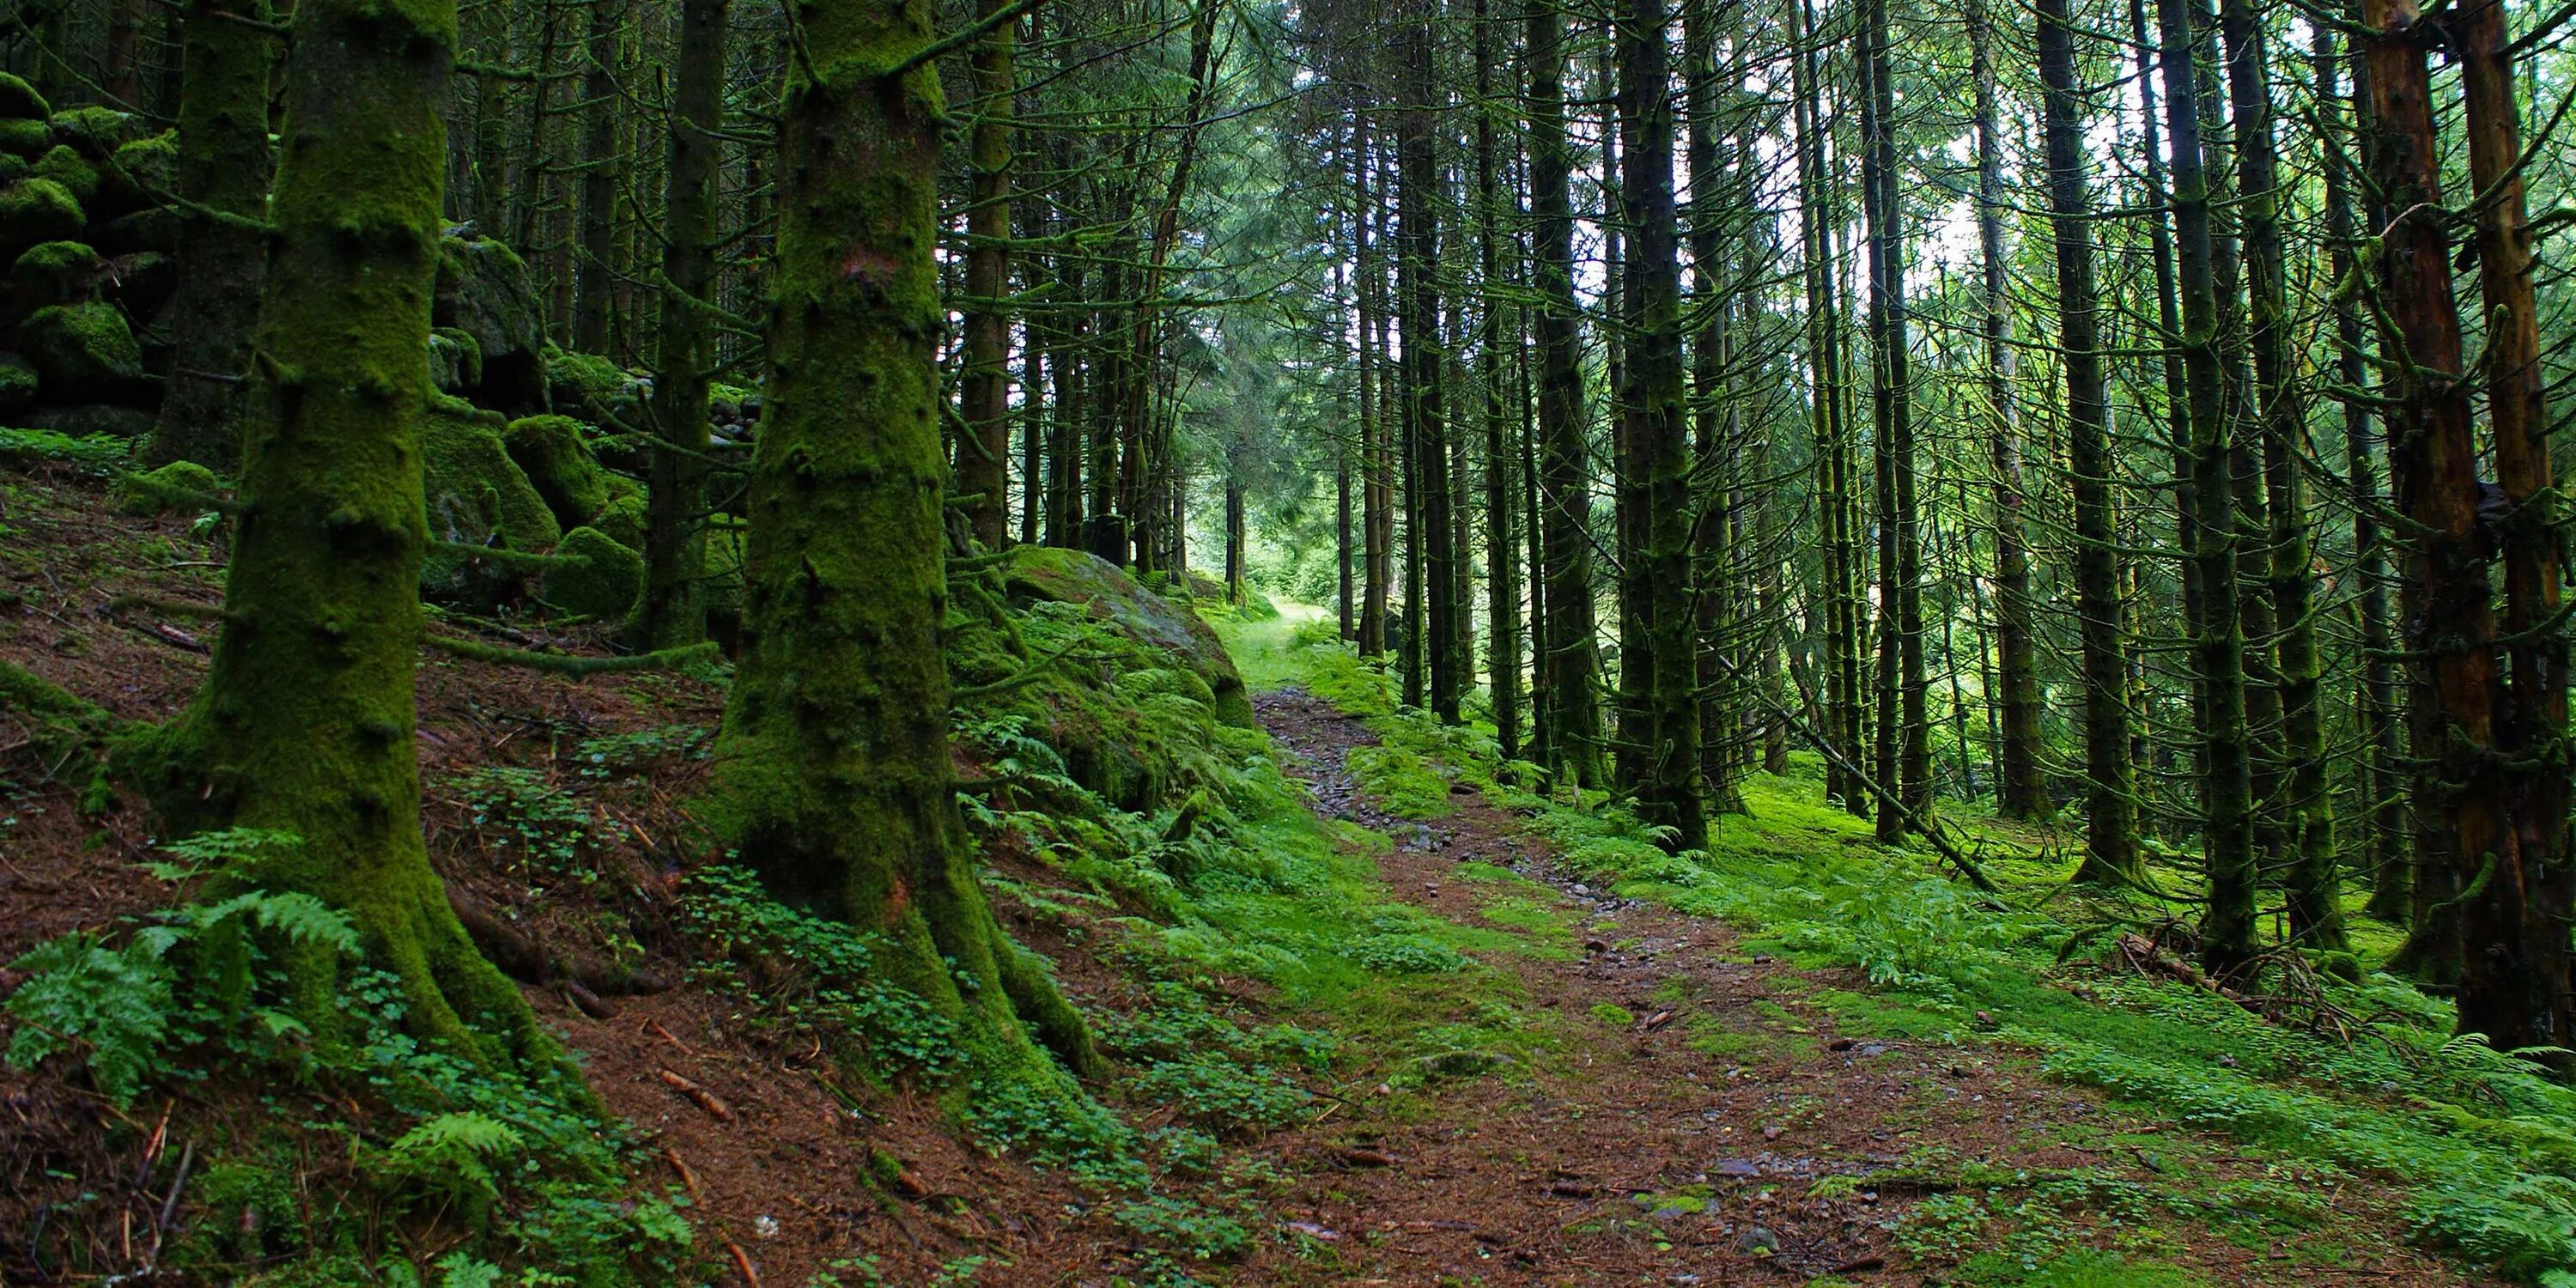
<box><xmin>146</xmin><ymin>0</ymin><xmax>275</xmax><ymax>471</ymax></box>
<box><xmin>709</xmin><ymin>0</ymin><xmax>1099</xmax><ymax>1083</ymax></box>
<box><xmin>1473</xmin><ymin>0</ymin><xmax>1521</xmax><ymax>760</ymax></box>
<box><xmin>1528</xmin><ymin>0</ymin><xmax>1606</xmax><ymax>789</ymax></box>
<box><xmin>1789</xmin><ymin>0</ymin><xmax>1863</xmax><ymax>818</ymax></box>
<box><xmin>955</xmin><ymin>0</ymin><xmax>1017</xmax><ymax>550</ymax></box>
<box><xmin>1860</xmin><ymin>0</ymin><xmax>1927</xmax><ymax>842</ymax></box>
<box><xmin>1396</xmin><ymin>18</ymin><xmax>1457</xmax><ymax>725</ymax></box>
<box><xmin>129</xmin><ymin>0</ymin><xmax>554</xmax><ymax>1065</ymax></box>
<box><xmin>1972</xmin><ymin>0</ymin><xmax>2044</xmax><ymax>822</ymax></box>
<box><xmin>571</xmin><ymin>0</ymin><xmax>623</xmax><ymax>355</ymax></box>
<box><xmin>635</xmin><ymin>0</ymin><xmax>727</xmax><ymax>652</ymax></box>
<box><xmin>2158</xmin><ymin>0</ymin><xmax>2256</xmax><ymax>978</ymax></box>
<box><xmin>2036</xmin><ymin>0</ymin><xmax>2139</xmax><ymax>884</ymax></box>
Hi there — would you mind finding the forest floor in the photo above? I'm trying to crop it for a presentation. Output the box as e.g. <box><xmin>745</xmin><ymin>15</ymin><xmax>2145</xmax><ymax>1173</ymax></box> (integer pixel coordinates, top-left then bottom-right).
<box><xmin>0</xmin><ymin>449</ymin><xmax>2535</xmax><ymax>1286</ymax></box>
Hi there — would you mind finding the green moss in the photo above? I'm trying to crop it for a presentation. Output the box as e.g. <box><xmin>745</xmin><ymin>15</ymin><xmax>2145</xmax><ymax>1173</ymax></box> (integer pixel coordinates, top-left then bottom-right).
<box><xmin>98</xmin><ymin>131</ymin><xmax>176</xmax><ymax>217</ymax></box>
<box><xmin>543</xmin><ymin>348</ymin><xmax>639</xmax><ymax>424</ymax></box>
<box><xmin>501</xmin><ymin>414</ymin><xmax>611</xmax><ymax>527</ymax></box>
<box><xmin>539</xmin><ymin>526</ymin><xmax>641</xmax><ymax>619</ymax></box>
<box><xmin>0</xmin><ymin>153</ymin><xmax>24</xmax><ymax>185</ymax></box>
<box><xmin>21</xmin><ymin>301</ymin><xmax>143</xmax><ymax>398</ymax></box>
<box><xmin>0</xmin><ymin>178</ymin><xmax>85</xmax><ymax>260</ymax></box>
<box><xmin>0</xmin><ymin>118</ymin><xmax>48</xmax><ymax>161</ymax></box>
<box><xmin>1002</xmin><ymin>545</ymin><xmax>1256</xmax><ymax>729</ymax></box>
<box><xmin>46</xmin><ymin>106</ymin><xmax>133</xmax><ymax>159</ymax></box>
<box><xmin>115</xmin><ymin>459</ymin><xmax>222</xmax><ymax>515</ymax></box>
<box><xmin>428</xmin><ymin>326</ymin><xmax>481</xmax><ymax>393</ymax></box>
<box><xmin>1588</xmin><ymin>1002</ymin><xmax>1636</xmax><ymax>1028</ymax></box>
<box><xmin>591</xmin><ymin>488</ymin><xmax>646</xmax><ymax>550</ymax></box>
<box><xmin>32</xmin><ymin>144</ymin><xmax>98</xmax><ymax>205</ymax></box>
<box><xmin>0</xmin><ymin>73</ymin><xmax>51</xmax><ymax>121</ymax></box>
<box><xmin>0</xmin><ymin>350</ymin><xmax>35</xmax><ymax>414</ymax></box>
<box><xmin>420</xmin><ymin>396</ymin><xmax>561</xmax><ymax>589</ymax></box>
<box><xmin>13</xmin><ymin>239</ymin><xmax>96</xmax><ymax>306</ymax></box>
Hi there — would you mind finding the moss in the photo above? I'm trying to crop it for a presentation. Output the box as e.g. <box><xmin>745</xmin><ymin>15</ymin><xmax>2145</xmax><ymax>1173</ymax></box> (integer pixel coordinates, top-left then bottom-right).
<box><xmin>96</xmin><ymin>131</ymin><xmax>176</xmax><ymax>219</ymax></box>
<box><xmin>31</xmin><ymin>144</ymin><xmax>98</xmax><ymax>205</ymax></box>
<box><xmin>0</xmin><ymin>118</ymin><xmax>48</xmax><ymax>161</ymax></box>
<box><xmin>0</xmin><ymin>73</ymin><xmax>51</xmax><ymax>121</ymax></box>
<box><xmin>501</xmin><ymin>413</ymin><xmax>612</xmax><ymax>528</ymax></box>
<box><xmin>46</xmin><ymin>106</ymin><xmax>133</xmax><ymax>159</ymax></box>
<box><xmin>94</xmin><ymin>208</ymin><xmax>176</xmax><ymax>256</ymax></box>
<box><xmin>590</xmin><ymin>489</ymin><xmax>647</xmax><ymax>550</ymax></box>
<box><xmin>21</xmin><ymin>301</ymin><xmax>143</xmax><ymax>398</ymax></box>
<box><xmin>0</xmin><ymin>350</ymin><xmax>36</xmax><ymax>414</ymax></box>
<box><xmin>0</xmin><ymin>153</ymin><xmax>23</xmax><ymax>185</ymax></box>
<box><xmin>115</xmin><ymin>459</ymin><xmax>223</xmax><ymax>515</ymax></box>
<box><xmin>14</xmin><ymin>239</ymin><xmax>97</xmax><ymax>306</ymax></box>
<box><xmin>543</xmin><ymin>348</ymin><xmax>641</xmax><ymax>426</ymax></box>
<box><xmin>428</xmin><ymin>326</ymin><xmax>481</xmax><ymax>394</ymax></box>
<box><xmin>1002</xmin><ymin>545</ymin><xmax>1257</xmax><ymax>729</ymax></box>
<box><xmin>540</xmin><ymin>526</ymin><xmax>641</xmax><ymax>619</ymax></box>
<box><xmin>0</xmin><ymin>178</ymin><xmax>85</xmax><ymax>261</ymax></box>
<box><xmin>420</xmin><ymin>396</ymin><xmax>561</xmax><ymax>591</ymax></box>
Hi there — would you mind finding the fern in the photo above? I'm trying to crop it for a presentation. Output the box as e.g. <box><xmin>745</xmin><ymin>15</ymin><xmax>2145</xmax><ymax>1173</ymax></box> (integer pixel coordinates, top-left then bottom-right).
<box><xmin>383</xmin><ymin>1111</ymin><xmax>529</xmax><ymax>1217</ymax></box>
<box><xmin>3</xmin><ymin>932</ymin><xmax>177</xmax><ymax>1105</ymax></box>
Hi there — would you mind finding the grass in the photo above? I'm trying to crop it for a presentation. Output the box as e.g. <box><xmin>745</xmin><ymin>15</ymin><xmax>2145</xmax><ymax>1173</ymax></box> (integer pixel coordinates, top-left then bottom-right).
<box><xmin>1212</xmin><ymin>598</ymin><xmax>2576</xmax><ymax>1286</ymax></box>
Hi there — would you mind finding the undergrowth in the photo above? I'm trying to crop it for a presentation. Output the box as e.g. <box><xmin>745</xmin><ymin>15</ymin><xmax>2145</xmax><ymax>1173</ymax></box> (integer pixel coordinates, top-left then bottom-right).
<box><xmin>1233</xmin><ymin>611</ymin><xmax>2576</xmax><ymax>1285</ymax></box>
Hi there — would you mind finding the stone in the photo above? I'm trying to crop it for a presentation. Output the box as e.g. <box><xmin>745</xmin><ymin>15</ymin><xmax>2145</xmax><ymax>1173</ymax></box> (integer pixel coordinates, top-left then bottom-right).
<box><xmin>543</xmin><ymin>526</ymin><xmax>642</xmax><ymax>620</ymax></box>
<box><xmin>0</xmin><ymin>119</ymin><xmax>48</xmax><ymax>161</ymax></box>
<box><xmin>92</xmin><ymin>208</ymin><xmax>176</xmax><ymax>256</ymax></box>
<box><xmin>0</xmin><ymin>73</ymin><xmax>52</xmax><ymax>122</ymax></box>
<box><xmin>428</xmin><ymin>326</ymin><xmax>482</xmax><ymax>395</ymax></box>
<box><xmin>12</xmin><ymin>240</ymin><xmax>98</xmax><ymax>309</ymax></box>
<box><xmin>114</xmin><ymin>459</ymin><xmax>221</xmax><ymax>515</ymax></box>
<box><xmin>21</xmin><ymin>301</ymin><xmax>143</xmax><ymax>401</ymax></box>
<box><xmin>0</xmin><ymin>178</ymin><xmax>84</xmax><ymax>264</ymax></box>
<box><xmin>1001</xmin><ymin>544</ymin><xmax>1257</xmax><ymax>729</ymax></box>
<box><xmin>25</xmin><ymin>403</ymin><xmax>154</xmax><ymax>438</ymax></box>
<box><xmin>30</xmin><ymin>145</ymin><xmax>96</xmax><ymax>205</ymax></box>
<box><xmin>421</xmin><ymin>394</ymin><xmax>561</xmax><ymax>593</ymax></box>
<box><xmin>432</xmin><ymin>237</ymin><xmax>548</xmax><ymax>410</ymax></box>
<box><xmin>501</xmin><ymin>413</ymin><xmax>614</xmax><ymax>528</ymax></box>
<box><xmin>0</xmin><ymin>350</ymin><xmax>36</xmax><ymax>415</ymax></box>
<box><xmin>45</xmin><ymin>106</ymin><xmax>133</xmax><ymax>160</ymax></box>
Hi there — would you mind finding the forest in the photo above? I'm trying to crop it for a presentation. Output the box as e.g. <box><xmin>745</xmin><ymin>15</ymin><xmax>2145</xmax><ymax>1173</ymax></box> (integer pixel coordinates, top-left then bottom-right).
<box><xmin>0</xmin><ymin>0</ymin><xmax>2571</xmax><ymax>1274</ymax></box>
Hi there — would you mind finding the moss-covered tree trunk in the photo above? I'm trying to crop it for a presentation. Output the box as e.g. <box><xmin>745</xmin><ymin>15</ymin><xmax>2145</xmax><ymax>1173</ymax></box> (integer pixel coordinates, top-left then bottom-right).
<box><xmin>1528</xmin><ymin>0</ymin><xmax>1606</xmax><ymax>789</ymax></box>
<box><xmin>1474</xmin><ymin>0</ymin><xmax>1521</xmax><ymax>760</ymax></box>
<box><xmin>145</xmin><ymin>0</ymin><xmax>274</xmax><ymax>471</ymax></box>
<box><xmin>2037</xmin><ymin>0</ymin><xmax>2138</xmax><ymax>884</ymax></box>
<box><xmin>709</xmin><ymin>0</ymin><xmax>1097</xmax><ymax>1083</ymax></box>
<box><xmin>1789</xmin><ymin>0</ymin><xmax>1861</xmax><ymax>817</ymax></box>
<box><xmin>130</xmin><ymin>0</ymin><xmax>550</xmax><ymax>1062</ymax></box>
<box><xmin>2159</xmin><ymin>0</ymin><xmax>2256</xmax><ymax>977</ymax></box>
<box><xmin>635</xmin><ymin>0</ymin><xmax>727</xmax><ymax>652</ymax></box>
<box><xmin>2451</xmin><ymin>0</ymin><xmax>2572</xmax><ymax>1053</ymax></box>
<box><xmin>1972</xmin><ymin>0</ymin><xmax>2043</xmax><ymax>821</ymax></box>
<box><xmin>570</xmin><ymin>0</ymin><xmax>622</xmax><ymax>355</ymax></box>
<box><xmin>955</xmin><ymin>0</ymin><xmax>1016</xmax><ymax>550</ymax></box>
<box><xmin>1397</xmin><ymin>21</ymin><xmax>1456</xmax><ymax>724</ymax></box>
<box><xmin>1860</xmin><ymin>0</ymin><xmax>1926</xmax><ymax>842</ymax></box>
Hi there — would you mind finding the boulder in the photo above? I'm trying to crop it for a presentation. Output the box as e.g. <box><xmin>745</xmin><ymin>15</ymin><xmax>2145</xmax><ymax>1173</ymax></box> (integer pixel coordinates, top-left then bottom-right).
<box><xmin>0</xmin><ymin>73</ymin><xmax>52</xmax><ymax>122</ymax></box>
<box><xmin>544</xmin><ymin>349</ymin><xmax>646</xmax><ymax>428</ymax></box>
<box><xmin>45</xmin><ymin>106</ymin><xmax>133</xmax><ymax>160</ymax></box>
<box><xmin>542</xmin><ymin>526</ymin><xmax>642</xmax><ymax>620</ymax></box>
<box><xmin>432</xmin><ymin>237</ymin><xmax>548</xmax><ymax>411</ymax></box>
<box><xmin>94</xmin><ymin>131</ymin><xmax>173</xmax><ymax>221</ymax></box>
<box><xmin>21</xmin><ymin>301</ymin><xmax>143</xmax><ymax>401</ymax></box>
<box><xmin>13</xmin><ymin>240</ymin><xmax>98</xmax><ymax>309</ymax></box>
<box><xmin>0</xmin><ymin>154</ymin><xmax>24</xmax><ymax>185</ymax></box>
<box><xmin>113</xmin><ymin>459</ymin><xmax>222</xmax><ymax>516</ymax></box>
<box><xmin>100</xmin><ymin>251</ymin><xmax>174</xmax><ymax>319</ymax></box>
<box><xmin>428</xmin><ymin>326</ymin><xmax>482</xmax><ymax>395</ymax></box>
<box><xmin>0</xmin><ymin>179</ymin><xmax>84</xmax><ymax>264</ymax></box>
<box><xmin>92</xmin><ymin>208</ymin><xmax>175</xmax><ymax>256</ymax></box>
<box><xmin>591</xmin><ymin>489</ymin><xmax>647</xmax><ymax>550</ymax></box>
<box><xmin>501</xmin><ymin>413</ymin><xmax>612</xmax><ymax>529</ymax></box>
<box><xmin>26</xmin><ymin>402</ymin><xmax>153</xmax><ymax>438</ymax></box>
<box><xmin>0</xmin><ymin>119</ymin><xmax>48</xmax><ymax>161</ymax></box>
<box><xmin>0</xmin><ymin>351</ymin><xmax>35</xmax><ymax>414</ymax></box>
<box><xmin>1001</xmin><ymin>545</ymin><xmax>1256</xmax><ymax>730</ymax></box>
<box><xmin>421</xmin><ymin>394</ymin><xmax>561</xmax><ymax>592</ymax></box>
<box><xmin>30</xmin><ymin>145</ymin><xmax>96</xmax><ymax>205</ymax></box>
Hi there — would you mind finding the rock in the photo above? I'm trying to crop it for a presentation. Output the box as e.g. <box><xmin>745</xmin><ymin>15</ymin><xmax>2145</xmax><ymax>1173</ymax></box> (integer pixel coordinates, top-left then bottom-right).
<box><xmin>91</xmin><ymin>208</ymin><xmax>175</xmax><ymax>256</ymax></box>
<box><xmin>0</xmin><ymin>73</ymin><xmax>52</xmax><ymax>122</ymax></box>
<box><xmin>30</xmin><ymin>145</ymin><xmax>96</xmax><ymax>205</ymax></box>
<box><xmin>428</xmin><ymin>326</ymin><xmax>482</xmax><ymax>395</ymax></box>
<box><xmin>999</xmin><ymin>544</ymin><xmax>1257</xmax><ymax>729</ymax></box>
<box><xmin>502</xmin><ymin>413</ymin><xmax>614</xmax><ymax>529</ymax></box>
<box><xmin>421</xmin><ymin>394</ymin><xmax>561</xmax><ymax>592</ymax></box>
<box><xmin>1735</xmin><ymin>1225</ymin><xmax>1779</xmax><ymax>1255</ymax></box>
<box><xmin>591</xmin><ymin>489</ymin><xmax>647</xmax><ymax>550</ymax></box>
<box><xmin>543</xmin><ymin>526</ymin><xmax>642</xmax><ymax>620</ymax></box>
<box><xmin>45</xmin><ymin>106</ymin><xmax>133</xmax><ymax>160</ymax></box>
<box><xmin>100</xmin><ymin>251</ymin><xmax>175</xmax><ymax>319</ymax></box>
<box><xmin>21</xmin><ymin>301</ymin><xmax>144</xmax><ymax>401</ymax></box>
<box><xmin>12</xmin><ymin>240</ymin><xmax>98</xmax><ymax>308</ymax></box>
<box><xmin>0</xmin><ymin>178</ymin><xmax>85</xmax><ymax>264</ymax></box>
<box><xmin>544</xmin><ymin>348</ymin><xmax>645</xmax><ymax>427</ymax></box>
<box><xmin>432</xmin><ymin>237</ymin><xmax>548</xmax><ymax>410</ymax></box>
<box><xmin>0</xmin><ymin>351</ymin><xmax>36</xmax><ymax>414</ymax></box>
<box><xmin>26</xmin><ymin>402</ymin><xmax>153</xmax><ymax>438</ymax></box>
<box><xmin>0</xmin><ymin>153</ymin><xmax>23</xmax><ymax>185</ymax></box>
<box><xmin>114</xmin><ymin>459</ymin><xmax>221</xmax><ymax>515</ymax></box>
<box><xmin>94</xmin><ymin>131</ymin><xmax>174</xmax><ymax>220</ymax></box>
<box><xmin>0</xmin><ymin>118</ymin><xmax>48</xmax><ymax>161</ymax></box>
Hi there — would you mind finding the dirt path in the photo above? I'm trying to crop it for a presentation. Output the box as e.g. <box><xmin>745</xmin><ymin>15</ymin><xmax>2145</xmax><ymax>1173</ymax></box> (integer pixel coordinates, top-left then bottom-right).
<box><xmin>1244</xmin><ymin>687</ymin><xmax>2473</xmax><ymax>1288</ymax></box>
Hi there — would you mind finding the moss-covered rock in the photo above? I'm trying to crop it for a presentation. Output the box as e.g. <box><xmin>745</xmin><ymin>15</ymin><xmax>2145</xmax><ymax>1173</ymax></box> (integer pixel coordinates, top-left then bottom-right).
<box><xmin>0</xmin><ymin>73</ymin><xmax>51</xmax><ymax>122</ymax></box>
<box><xmin>428</xmin><ymin>326</ymin><xmax>482</xmax><ymax>395</ymax></box>
<box><xmin>30</xmin><ymin>145</ymin><xmax>97</xmax><ymax>205</ymax></box>
<box><xmin>591</xmin><ymin>489</ymin><xmax>647</xmax><ymax>550</ymax></box>
<box><xmin>26</xmin><ymin>402</ymin><xmax>154</xmax><ymax>438</ymax></box>
<box><xmin>0</xmin><ymin>118</ymin><xmax>48</xmax><ymax>161</ymax></box>
<box><xmin>92</xmin><ymin>208</ymin><xmax>175</xmax><ymax>256</ymax></box>
<box><xmin>0</xmin><ymin>350</ymin><xmax>36</xmax><ymax>415</ymax></box>
<box><xmin>46</xmin><ymin>106</ymin><xmax>133</xmax><ymax>160</ymax></box>
<box><xmin>501</xmin><ymin>413</ymin><xmax>611</xmax><ymax>528</ymax></box>
<box><xmin>13</xmin><ymin>239</ymin><xmax>96</xmax><ymax>307</ymax></box>
<box><xmin>1003</xmin><ymin>546</ymin><xmax>1257</xmax><ymax>729</ymax></box>
<box><xmin>113</xmin><ymin>459</ymin><xmax>222</xmax><ymax>515</ymax></box>
<box><xmin>21</xmin><ymin>301</ymin><xmax>143</xmax><ymax>400</ymax></box>
<box><xmin>94</xmin><ymin>131</ymin><xmax>173</xmax><ymax>220</ymax></box>
<box><xmin>544</xmin><ymin>349</ymin><xmax>646</xmax><ymax>427</ymax></box>
<box><xmin>0</xmin><ymin>153</ymin><xmax>24</xmax><ymax>185</ymax></box>
<box><xmin>431</xmin><ymin>237</ymin><xmax>548</xmax><ymax>411</ymax></box>
<box><xmin>0</xmin><ymin>179</ymin><xmax>84</xmax><ymax>263</ymax></box>
<box><xmin>99</xmin><ymin>250</ymin><xmax>173</xmax><ymax>319</ymax></box>
<box><xmin>421</xmin><ymin>395</ymin><xmax>561</xmax><ymax>592</ymax></box>
<box><xmin>541</xmin><ymin>526</ymin><xmax>642</xmax><ymax>619</ymax></box>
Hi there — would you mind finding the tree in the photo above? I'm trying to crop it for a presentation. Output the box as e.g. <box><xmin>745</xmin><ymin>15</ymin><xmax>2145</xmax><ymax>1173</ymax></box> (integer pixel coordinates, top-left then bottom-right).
<box><xmin>144</xmin><ymin>0</ymin><xmax>274</xmax><ymax>470</ymax></box>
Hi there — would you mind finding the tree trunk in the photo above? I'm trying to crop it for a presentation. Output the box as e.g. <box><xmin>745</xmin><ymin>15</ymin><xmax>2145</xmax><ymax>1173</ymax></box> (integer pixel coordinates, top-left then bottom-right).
<box><xmin>710</xmin><ymin>0</ymin><xmax>1097</xmax><ymax>1082</ymax></box>
<box><xmin>1861</xmin><ymin>0</ymin><xmax>1927</xmax><ymax>841</ymax></box>
<box><xmin>144</xmin><ymin>0</ymin><xmax>274</xmax><ymax>470</ymax></box>
<box><xmin>571</xmin><ymin>0</ymin><xmax>622</xmax><ymax>355</ymax></box>
<box><xmin>1528</xmin><ymin>0</ymin><xmax>1606</xmax><ymax>788</ymax></box>
<box><xmin>1476</xmin><ymin>0</ymin><xmax>1522</xmax><ymax>760</ymax></box>
<box><xmin>956</xmin><ymin>0</ymin><xmax>1017</xmax><ymax>550</ymax></box>
<box><xmin>1971</xmin><ymin>0</ymin><xmax>2043</xmax><ymax>820</ymax></box>
<box><xmin>1399</xmin><ymin>21</ymin><xmax>1457</xmax><ymax>723</ymax></box>
<box><xmin>635</xmin><ymin>0</ymin><xmax>728</xmax><ymax>652</ymax></box>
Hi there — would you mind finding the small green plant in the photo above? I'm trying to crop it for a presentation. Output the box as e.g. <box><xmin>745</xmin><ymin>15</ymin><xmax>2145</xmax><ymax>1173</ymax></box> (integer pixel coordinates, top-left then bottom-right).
<box><xmin>448</xmin><ymin>767</ymin><xmax>610</xmax><ymax>878</ymax></box>
<box><xmin>572</xmin><ymin>723</ymin><xmax>709</xmax><ymax>779</ymax></box>
<box><xmin>377</xmin><ymin>1111</ymin><xmax>528</xmax><ymax>1224</ymax></box>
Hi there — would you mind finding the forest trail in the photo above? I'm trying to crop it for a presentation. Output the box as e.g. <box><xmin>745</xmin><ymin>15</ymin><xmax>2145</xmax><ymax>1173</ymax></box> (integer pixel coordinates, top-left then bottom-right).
<box><xmin>1246</xmin><ymin>686</ymin><xmax>2478</xmax><ymax>1288</ymax></box>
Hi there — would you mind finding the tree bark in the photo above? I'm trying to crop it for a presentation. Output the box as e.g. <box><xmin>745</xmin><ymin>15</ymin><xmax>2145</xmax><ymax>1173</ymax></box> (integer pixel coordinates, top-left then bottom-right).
<box><xmin>957</xmin><ymin>0</ymin><xmax>1018</xmax><ymax>549</ymax></box>
<box><xmin>1528</xmin><ymin>0</ymin><xmax>1606</xmax><ymax>787</ymax></box>
<box><xmin>145</xmin><ymin>0</ymin><xmax>275</xmax><ymax>471</ymax></box>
